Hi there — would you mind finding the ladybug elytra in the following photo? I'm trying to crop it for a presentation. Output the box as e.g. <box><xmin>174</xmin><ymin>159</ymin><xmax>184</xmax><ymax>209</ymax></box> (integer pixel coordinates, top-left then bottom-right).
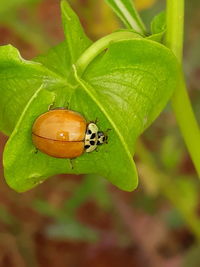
<box><xmin>32</xmin><ymin>109</ymin><xmax>107</xmax><ymax>158</ymax></box>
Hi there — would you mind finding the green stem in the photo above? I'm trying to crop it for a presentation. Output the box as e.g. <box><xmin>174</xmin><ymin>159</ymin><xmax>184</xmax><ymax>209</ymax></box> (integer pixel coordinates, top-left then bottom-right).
<box><xmin>166</xmin><ymin>0</ymin><xmax>200</xmax><ymax>177</ymax></box>
<box><xmin>166</xmin><ymin>1</ymin><xmax>184</xmax><ymax>62</ymax></box>
<box><xmin>75</xmin><ymin>31</ymin><xmax>141</xmax><ymax>75</ymax></box>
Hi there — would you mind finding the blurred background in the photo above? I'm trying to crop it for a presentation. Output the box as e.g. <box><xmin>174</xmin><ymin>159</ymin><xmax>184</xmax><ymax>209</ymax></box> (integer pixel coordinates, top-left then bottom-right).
<box><xmin>0</xmin><ymin>0</ymin><xmax>200</xmax><ymax>266</ymax></box>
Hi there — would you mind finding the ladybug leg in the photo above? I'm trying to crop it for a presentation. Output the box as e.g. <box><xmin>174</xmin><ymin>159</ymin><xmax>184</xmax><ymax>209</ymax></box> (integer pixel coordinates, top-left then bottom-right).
<box><xmin>48</xmin><ymin>101</ymin><xmax>56</xmax><ymax>110</ymax></box>
<box><xmin>34</xmin><ymin>148</ymin><xmax>38</xmax><ymax>154</ymax></box>
<box><xmin>69</xmin><ymin>159</ymin><xmax>75</xmax><ymax>169</ymax></box>
<box><xmin>105</xmin><ymin>128</ymin><xmax>112</xmax><ymax>133</ymax></box>
<box><xmin>66</xmin><ymin>101</ymin><xmax>70</xmax><ymax>109</ymax></box>
<box><xmin>91</xmin><ymin>118</ymin><xmax>98</xmax><ymax>124</ymax></box>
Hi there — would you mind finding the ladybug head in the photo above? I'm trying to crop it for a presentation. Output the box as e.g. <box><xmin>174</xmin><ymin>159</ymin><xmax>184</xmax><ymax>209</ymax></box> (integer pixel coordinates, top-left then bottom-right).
<box><xmin>97</xmin><ymin>131</ymin><xmax>107</xmax><ymax>145</ymax></box>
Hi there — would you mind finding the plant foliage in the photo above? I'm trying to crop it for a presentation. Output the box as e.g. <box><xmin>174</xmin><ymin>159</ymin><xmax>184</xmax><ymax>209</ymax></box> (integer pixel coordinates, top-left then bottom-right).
<box><xmin>0</xmin><ymin>0</ymin><xmax>179</xmax><ymax>192</ymax></box>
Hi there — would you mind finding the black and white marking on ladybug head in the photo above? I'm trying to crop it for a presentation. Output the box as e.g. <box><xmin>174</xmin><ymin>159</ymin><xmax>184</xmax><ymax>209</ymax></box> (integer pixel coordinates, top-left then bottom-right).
<box><xmin>84</xmin><ymin>123</ymin><xmax>107</xmax><ymax>153</ymax></box>
<box><xmin>97</xmin><ymin>131</ymin><xmax>106</xmax><ymax>145</ymax></box>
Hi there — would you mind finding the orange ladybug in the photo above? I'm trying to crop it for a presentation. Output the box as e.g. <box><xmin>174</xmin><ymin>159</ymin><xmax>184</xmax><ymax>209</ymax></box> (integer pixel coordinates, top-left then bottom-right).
<box><xmin>32</xmin><ymin>109</ymin><xmax>107</xmax><ymax>158</ymax></box>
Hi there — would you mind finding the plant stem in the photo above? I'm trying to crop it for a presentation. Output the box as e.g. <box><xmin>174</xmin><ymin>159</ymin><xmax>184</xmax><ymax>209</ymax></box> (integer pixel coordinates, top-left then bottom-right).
<box><xmin>75</xmin><ymin>31</ymin><xmax>141</xmax><ymax>75</ymax></box>
<box><xmin>166</xmin><ymin>1</ymin><xmax>184</xmax><ymax>62</ymax></box>
<box><xmin>166</xmin><ymin>0</ymin><xmax>200</xmax><ymax>177</ymax></box>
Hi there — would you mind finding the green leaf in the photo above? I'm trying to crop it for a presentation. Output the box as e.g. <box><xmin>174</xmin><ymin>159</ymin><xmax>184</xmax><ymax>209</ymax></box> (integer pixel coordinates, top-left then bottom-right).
<box><xmin>147</xmin><ymin>11</ymin><xmax>166</xmax><ymax>43</ymax></box>
<box><xmin>46</xmin><ymin>221</ymin><xmax>99</xmax><ymax>242</ymax></box>
<box><xmin>35</xmin><ymin>41</ymin><xmax>71</xmax><ymax>78</ymax></box>
<box><xmin>3</xmin><ymin>37</ymin><xmax>178</xmax><ymax>193</ymax></box>
<box><xmin>105</xmin><ymin>0</ymin><xmax>146</xmax><ymax>34</ymax></box>
<box><xmin>33</xmin><ymin>199</ymin><xmax>61</xmax><ymax>218</ymax></box>
<box><xmin>63</xmin><ymin>174</ymin><xmax>111</xmax><ymax>215</ymax></box>
<box><xmin>81</xmin><ymin>39</ymin><xmax>178</xmax><ymax>135</ymax></box>
<box><xmin>0</xmin><ymin>45</ymin><xmax>67</xmax><ymax>136</ymax></box>
<box><xmin>34</xmin><ymin>198</ymin><xmax>99</xmax><ymax>242</ymax></box>
<box><xmin>1</xmin><ymin>1</ymin><xmax>179</xmax><ymax>193</ymax></box>
<box><xmin>61</xmin><ymin>0</ymin><xmax>92</xmax><ymax>64</ymax></box>
<box><xmin>151</xmin><ymin>11</ymin><xmax>166</xmax><ymax>34</ymax></box>
<box><xmin>0</xmin><ymin>1</ymin><xmax>92</xmax><ymax>136</ymax></box>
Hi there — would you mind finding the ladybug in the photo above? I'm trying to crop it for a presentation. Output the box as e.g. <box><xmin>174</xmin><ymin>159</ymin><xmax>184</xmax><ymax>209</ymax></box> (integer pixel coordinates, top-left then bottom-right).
<box><xmin>32</xmin><ymin>109</ymin><xmax>107</xmax><ymax>158</ymax></box>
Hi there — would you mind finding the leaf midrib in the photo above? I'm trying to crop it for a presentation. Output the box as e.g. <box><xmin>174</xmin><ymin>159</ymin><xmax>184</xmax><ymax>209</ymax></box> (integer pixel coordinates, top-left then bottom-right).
<box><xmin>73</xmin><ymin>65</ymin><xmax>136</xmax><ymax>173</ymax></box>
